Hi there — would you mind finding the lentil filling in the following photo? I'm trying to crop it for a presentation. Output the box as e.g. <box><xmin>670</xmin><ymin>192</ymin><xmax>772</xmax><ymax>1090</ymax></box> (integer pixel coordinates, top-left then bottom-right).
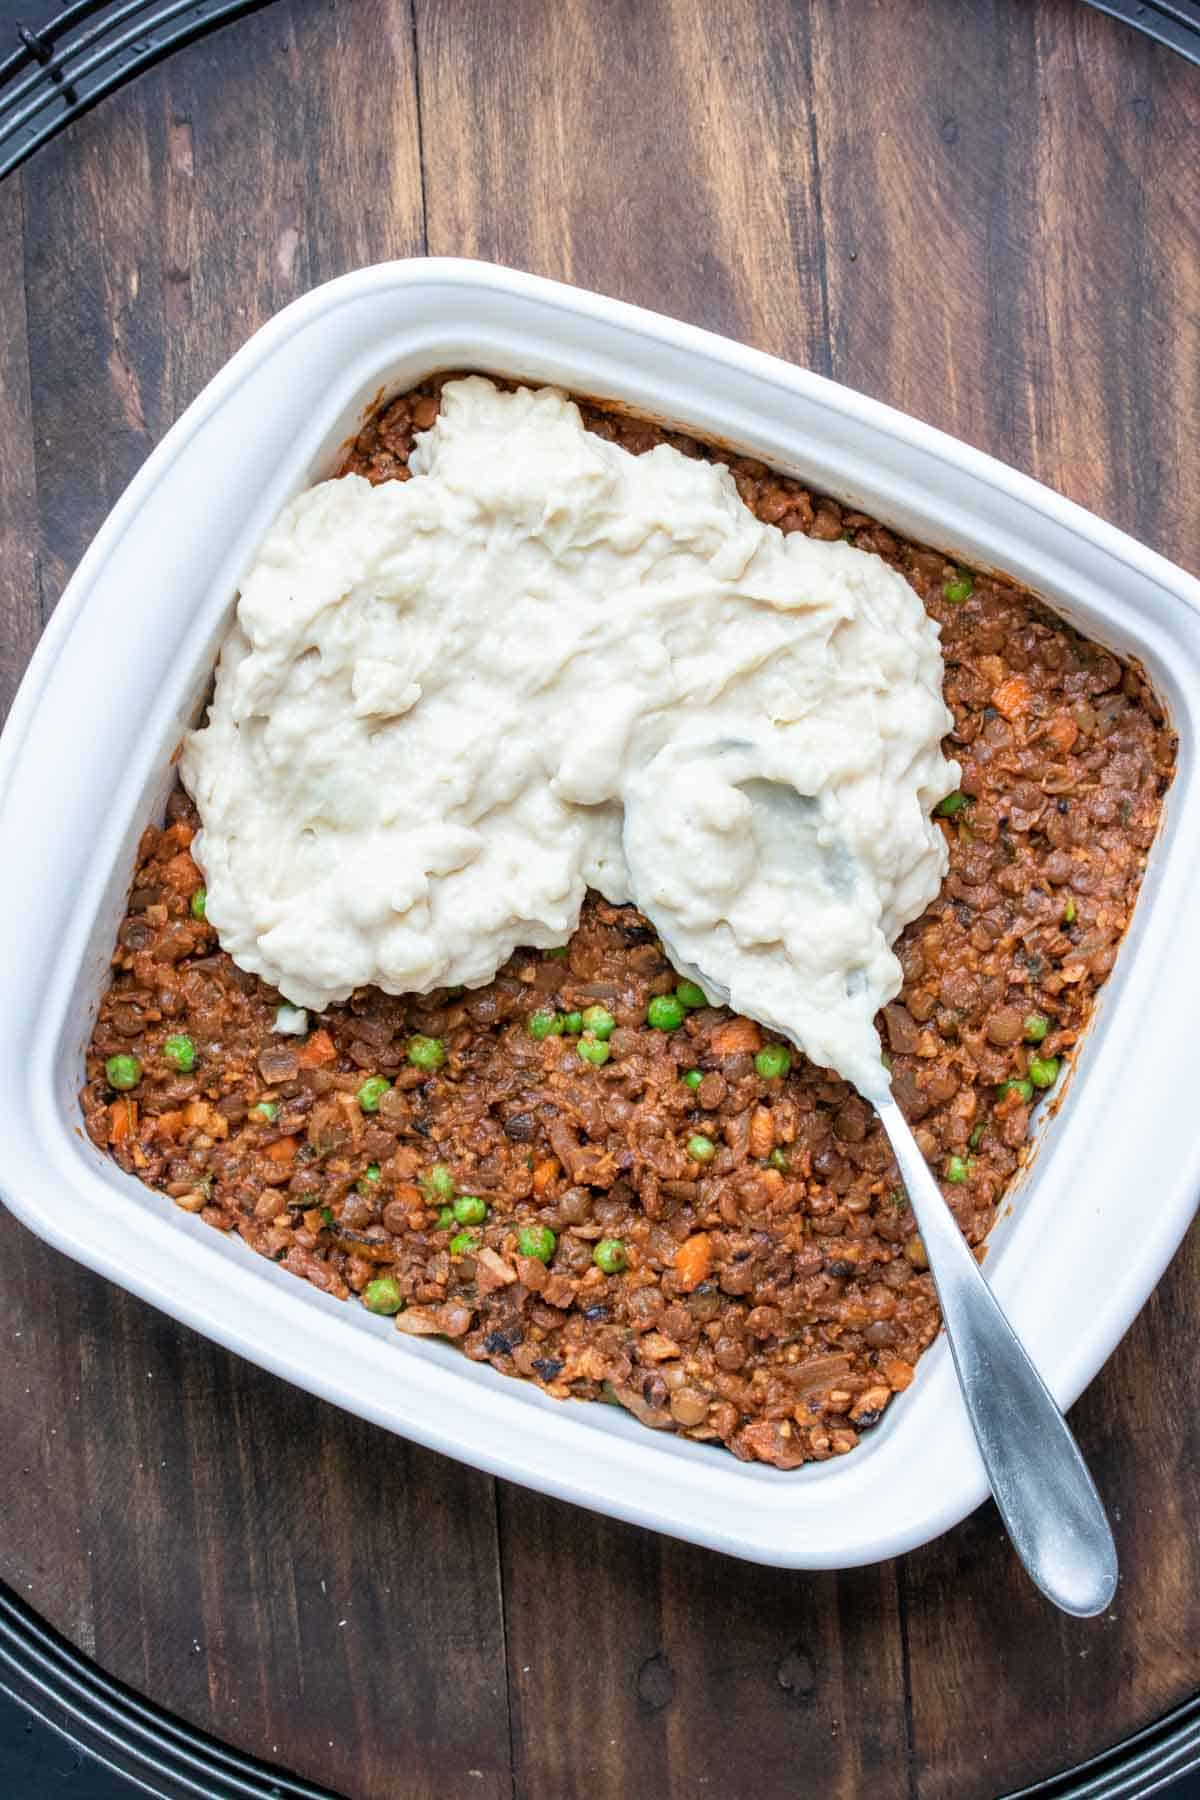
<box><xmin>80</xmin><ymin>379</ymin><xmax>1175</xmax><ymax>1470</ymax></box>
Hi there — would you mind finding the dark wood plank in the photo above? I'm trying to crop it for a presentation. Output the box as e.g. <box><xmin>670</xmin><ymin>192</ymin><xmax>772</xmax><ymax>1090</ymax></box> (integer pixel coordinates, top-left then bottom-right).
<box><xmin>497</xmin><ymin>1493</ymin><xmax>908</xmax><ymax>1800</ymax></box>
<box><xmin>0</xmin><ymin>175</ymin><xmax>41</xmax><ymax>723</ymax></box>
<box><xmin>3</xmin><ymin>7</ymin><xmax>512</xmax><ymax>1798</ymax></box>
<box><xmin>415</xmin><ymin>0</ymin><xmax>833</xmax><ymax>372</ymax></box>
<box><xmin>810</xmin><ymin>0</ymin><xmax>1200</xmax><ymax>572</ymax></box>
<box><xmin>22</xmin><ymin>0</ymin><xmax>429</xmax><ymax>607</ymax></box>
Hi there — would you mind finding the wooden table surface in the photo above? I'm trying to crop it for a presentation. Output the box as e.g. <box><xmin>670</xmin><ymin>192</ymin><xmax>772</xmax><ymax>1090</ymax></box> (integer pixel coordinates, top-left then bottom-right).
<box><xmin>1</xmin><ymin>3</ymin><xmax>1198</xmax><ymax>1796</ymax></box>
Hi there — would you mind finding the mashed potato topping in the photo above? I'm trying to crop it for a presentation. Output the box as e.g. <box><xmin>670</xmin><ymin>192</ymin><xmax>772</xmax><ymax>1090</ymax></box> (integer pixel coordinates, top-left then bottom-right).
<box><xmin>183</xmin><ymin>377</ymin><xmax>955</xmax><ymax>1090</ymax></box>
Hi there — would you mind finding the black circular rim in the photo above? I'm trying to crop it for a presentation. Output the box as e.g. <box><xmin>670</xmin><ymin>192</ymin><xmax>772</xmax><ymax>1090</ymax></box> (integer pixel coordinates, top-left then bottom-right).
<box><xmin>1</xmin><ymin>2</ymin><xmax>1198</xmax><ymax>1795</ymax></box>
<box><xmin>2</xmin><ymin>1573</ymin><xmax>1199</xmax><ymax>1800</ymax></box>
<box><xmin>0</xmin><ymin>0</ymin><xmax>274</xmax><ymax>179</ymax></box>
<box><xmin>0</xmin><ymin>1582</ymin><xmax>336</xmax><ymax>1798</ymax></box>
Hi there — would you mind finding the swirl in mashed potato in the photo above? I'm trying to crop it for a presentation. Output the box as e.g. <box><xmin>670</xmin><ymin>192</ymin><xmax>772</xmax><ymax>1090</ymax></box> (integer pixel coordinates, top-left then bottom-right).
<box><xmin>183</xmin><ymin>377</ymin><xmax>956</xmax><ymax>1093</ymax></box>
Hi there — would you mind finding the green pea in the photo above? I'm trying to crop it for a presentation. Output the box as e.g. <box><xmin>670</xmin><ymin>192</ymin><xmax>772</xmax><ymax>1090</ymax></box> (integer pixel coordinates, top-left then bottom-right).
<box><xmin>363</xmin><ymin>1277</ymin><xmax>405</xmax><ymax>1316</ymax></box>
<box><xmin>190</xmin><ymin>886</ymin><xmax>207</xmax><ymax>920</ymax></box>
<box><xmin>1023</xmin><ymin>1012</ymin><xmax>1050</xmax><ymax>1043</ymax></box>
<box><xmin>517</xmin><ymin>1225</ymin><xmax>557</xmax><ymax>1263</ymax></box>
<box><xmin>449</xmin><ymin>1231</ymin><xmax>480</xmax><ymax>1256</ymax></box>
<box><xmin>945</xmin><ymin>1155</ymin><xmax>971</xmax><ymax>1184</ymax></box>
<box><xmin>1062</xmin><ymin>897</ymin><xmax>1077</xmax><ymax>925</ymax></box>
<box><xmin>683</xmin><ymin>1069</ymin><xmax>704</xmax><ymax>1090</ymax></box>
<box><xmin>428</xmin><ymin>1163</ymin><xmax>455</xmax><ymax>1199</ymax></box>
<box><xmin>934</xmin><ymin>791</ymin><xmax>969</xmax><ymax>818</ymax></box>
<box><xmin>581</xmin><ymin>1004</ymin><xmax>616</xmax><ymax>1040</ymax></box>
<box><xmin>687</xmin><ymin>1133</ymin><xmax>716</xmax><ymax>1163</ymax></box>
<box><xmin>675</xmin><ymin>980</ymin><xmax>706</xmax><ymax>1009</ymax></box>
<box><xmin>647</xmin><ymin>994</ymin><xmax>685</xmax><ymax>1031</ymax></box>
<box><xmin>768</xmin><ymin>1146</ymin><xmax>790</xmax><ymax>1171</ymax></box>
<box><xmin>105</xmin><ymin>1053</ymin><xmax>142</xmax><ymax>1091</ymax></box>
<box><xmin>528</xmin><ymin>1009</ymin><xmax>564</xmax><ymax>1040</ymax></box>
<box><xmin>544</xmin><ymin>945</ymin><xmax>569</xmax><ymax>961</ymax></box>
<box><xmin>435</xmin><ymin>1205</ymin><xmax>456</xmax><ymax>1230</ymax></box>
<box><xmin>452</xmin><ymin>1194</ymin><xmax>488</xmax><ymax>1226</ymax></box>
<box><xmin>578</xmin><ymin>1036</ymin><xmax>611</xmax><ymax>1066</ymax></box>
<box><xmin>357</xmin><ymin>1076</ymin><xmax>391</xmax><ymax>1113</ymax></box>
<box><xmin>320</xmin><ymin>1206</ymin><xmax>335</xmax><ymax>1226</ymax></box>
<box><xmin>593</xmin><ymin>1238</ymin><xmax>627</xmax><ymax>1274</ymax></box>
<box><xmin>997</xmin><ymin>1077</ymin><xmax>1034</xmax><ymax>1104</ymax></box>
<box><xmin>754</xmin><ymin>1044</ymin><xmax>792</xmax><ymax>1080</ymax></box>
<box><xmin>1028</xmin><ymin>1056</ymin><xmax>1061</xmax><ymax>1090</ymax></box>
<box><xmin>943</xmin><ymin>568</ymin><xmax>974</xmax><ymax>603</ymax></box>
<box><xmin>407</xmin><ymin>1035</ymin><xmax>445</xmax><ymax>1072</ymax></box>
<box><xmin>968</xmin><ymin>1122</ymin><xmax>986</xmax><ymax>1150</ymax></box>
<box><xmin>251</xmin><ymin>1100</ymin><xmax>279</xmax><ymax>1122</ymax></box>
<box><xmin>358</xmin><ymin>1163</ymin><xmax>382</xmax><ymax>1192</ymax></box>
<box><xmin>162</xmin><ymin>1034</ymin><xmax>195</xmax><ymax>1073</ymax></box>
<box><xmin>561</xmin><ymin>1011</ymin><xmax>583</xmax><ymax>1035</ymax></box>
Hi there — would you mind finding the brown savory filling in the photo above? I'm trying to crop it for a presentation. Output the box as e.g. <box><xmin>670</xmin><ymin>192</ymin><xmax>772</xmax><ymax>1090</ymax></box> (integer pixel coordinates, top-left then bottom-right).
<box><xmin>80</xmin><ymin>379</ymin><xmax>1174</xmax><ymax>1469</ymax></box>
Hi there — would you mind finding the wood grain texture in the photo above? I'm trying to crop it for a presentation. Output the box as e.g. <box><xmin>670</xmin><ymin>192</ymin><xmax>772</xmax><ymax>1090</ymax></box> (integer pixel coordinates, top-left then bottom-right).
<box><xmin>497</xmin><ymin>1494</ymin><xmax>908</xmax><ymax>1800</ymax></box>
<box><xmin>0</xmin><ymin>176</ymin><xmax>39</xmax><ymax>723</ymax></box>
<box><xmin>1</xmin><ymin>1</ymin><xmax>1199</xmax><ymax>1796</ymax></box>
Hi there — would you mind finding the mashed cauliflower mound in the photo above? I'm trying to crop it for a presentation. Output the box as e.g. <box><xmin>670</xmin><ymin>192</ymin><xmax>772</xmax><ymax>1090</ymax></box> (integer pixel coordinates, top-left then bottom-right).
<box><xmin>183</xmin><ymin>378</ymin><xmax>956</xmax><ymax>1094</ymax></box>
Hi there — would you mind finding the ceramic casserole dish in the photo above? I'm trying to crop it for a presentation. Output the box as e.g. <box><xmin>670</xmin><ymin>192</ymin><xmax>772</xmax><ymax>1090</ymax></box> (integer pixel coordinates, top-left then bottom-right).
<box><xmin>1</xmin><ymin>258</ymin><xmax>1198</xmax><ymax>1569</ymax></box>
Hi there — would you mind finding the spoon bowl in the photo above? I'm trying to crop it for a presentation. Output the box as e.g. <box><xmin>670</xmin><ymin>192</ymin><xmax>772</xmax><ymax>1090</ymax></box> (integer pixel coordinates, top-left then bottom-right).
<box><xmin>623</xmin><ymin>762</ymin><xmax>1119</xmax><ymax>1616</ymax></box>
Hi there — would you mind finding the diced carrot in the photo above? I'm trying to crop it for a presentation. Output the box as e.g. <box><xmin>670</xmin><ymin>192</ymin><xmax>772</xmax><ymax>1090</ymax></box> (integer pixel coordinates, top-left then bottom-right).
<box><xmin>532</xmin><ymin>1158</ymin><xmax>558</xmax><ymax>1195</ymax></box>
<box><xmin>108</xmin><ymin>1099</ymin><xmax>137</xmax><ymax>1144</ymax></box>
<box><xmin>992</xmin><ymin>674</ymin><xmax>1032</xmax><ymax>721</ymax></box>
<box><xmin>748</xmin><ymin>1106</ymin><xmax>775</xmax><ymax>1159</ymax></box>
<box><xmin>167</xmin><ymin>820</ymin><xmax>195</xmax><ymax>848</ymax></box>
<box><xmin>710</xmin><ymin>1017</ymin><xmax>763</xmax><ymax>1056</ymax></box>
<box><xmin>994</xmin><ymin>1086</ymin><xmax>1027</xmax><ymax>1120</ymax></box>
<box><xmin>883</xmin><ymin>1358</ymin><xmax>914</xmax><ymax>1392</ymax></box>
<box><xmin>265</xmin><ymin>1135</ymin><xmax>299</xmax><ymax>1163</ymax></box>
<box><xmin>297</xmin><ymin>1028</ymin><xmax>336</xmax><ymax>1068</ymax></box>
<box><xmin>1044</xmin><ymin>713</ymin><xmax>1078</xmax><ymax>755</ymax></box>
<box><xmin>674</xmin><ymin>1232</ymin><xmax>713</xmax><ymax>1291</ymax></box>
<box><xmin>180</xmin><ymin>1098</ymin><xmax>228</xmax><ymax>1139</ymax></box>
<box><xmin>153</xmin><ymin>1109</ymin><xmax>186</xmax><ymax>1139</ymax></box>
<box><xmin>160</xmin><ymin>850</ymin><xmax>201</xmax><ymax>896</ymax></box>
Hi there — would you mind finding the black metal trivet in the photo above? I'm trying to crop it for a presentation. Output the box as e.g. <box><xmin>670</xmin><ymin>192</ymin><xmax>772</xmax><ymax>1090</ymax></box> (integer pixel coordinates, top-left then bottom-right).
<box><xmin>1081</xmin><ymin>0</ymin><xmax>1200</xmax><ymax>62</ymax></box>
<box><xmin>3</xmin><ymin>1569</ymin><xmax>1200</xmax><ymax>1800</ymax></box>
<box><xmin>0</xmin><ymin>1581</ymin><xmax>337</xmax><ymax>1797</ymax></box>
<box><xmin>0</xmin><ymin>0</ymin><xmax>1194</xmax><ymax>183</ymax></box>
<box><xmin>0</xmin><ymin>0</ymin><xmax>270</xmax><ymax>178</ymax></box>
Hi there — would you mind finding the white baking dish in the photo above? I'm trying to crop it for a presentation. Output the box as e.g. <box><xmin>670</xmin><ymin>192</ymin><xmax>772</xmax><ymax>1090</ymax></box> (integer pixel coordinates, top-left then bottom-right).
<box><xmin>2</xmin><ymin>259</ymin><xmax>1198</xmax><ymax>1570</ymax></box>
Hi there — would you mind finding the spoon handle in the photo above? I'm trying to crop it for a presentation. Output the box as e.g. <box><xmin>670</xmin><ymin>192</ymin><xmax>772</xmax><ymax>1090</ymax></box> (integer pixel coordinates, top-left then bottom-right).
<box><xmin>876</xmin><ymin>1097</ymin><xmax>1118</xmax><ymax>1617</ymax></box>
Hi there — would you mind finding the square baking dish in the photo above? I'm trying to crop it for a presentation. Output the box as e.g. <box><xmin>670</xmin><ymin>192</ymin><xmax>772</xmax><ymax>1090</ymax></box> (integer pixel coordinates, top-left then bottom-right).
<box><xmin>2</xmin><ymin>258</ymin><xmax>1198</xmax><ymax>1570</ymax></box>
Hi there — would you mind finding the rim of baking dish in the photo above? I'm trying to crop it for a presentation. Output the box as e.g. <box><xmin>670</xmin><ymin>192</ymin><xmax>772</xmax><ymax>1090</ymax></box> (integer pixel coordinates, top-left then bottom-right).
<box><xmin>1</xmin><ymin>259</ymin><xmax>1199</xmax><ymax>1569</ymax></box>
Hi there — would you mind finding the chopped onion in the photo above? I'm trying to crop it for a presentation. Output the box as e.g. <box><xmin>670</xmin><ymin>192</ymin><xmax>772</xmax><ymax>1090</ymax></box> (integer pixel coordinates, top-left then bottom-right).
<box><xmin>273</xmin><ymin>1004</ymin><xmax>308</xmax><ymax>1036</ymax></box>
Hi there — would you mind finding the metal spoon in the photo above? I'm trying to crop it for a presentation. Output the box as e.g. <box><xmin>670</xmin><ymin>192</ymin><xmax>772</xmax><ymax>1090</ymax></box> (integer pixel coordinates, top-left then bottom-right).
<box><xmin>873</xmin><ymin>1093</ymin><xmax>1117</xmax><ymax>1616</ymax></box>
<box><xmin>624</xmin><ymin>764</ymin><xmax>1118</xmax><ymax>1616</ymax></box>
